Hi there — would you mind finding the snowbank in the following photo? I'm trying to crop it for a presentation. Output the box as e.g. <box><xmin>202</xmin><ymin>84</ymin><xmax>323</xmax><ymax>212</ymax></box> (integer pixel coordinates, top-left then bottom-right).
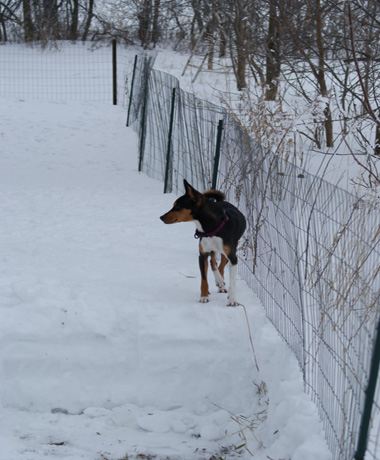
<box><xmin>0</xmin><ymin>99</ymin><xmax>330</xmax><ymax>459</ymax></box>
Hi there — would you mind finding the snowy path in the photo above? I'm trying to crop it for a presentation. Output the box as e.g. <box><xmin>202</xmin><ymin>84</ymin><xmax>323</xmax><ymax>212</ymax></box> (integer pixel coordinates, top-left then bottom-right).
<box><xmin>0</xmin><ymin>100</ymin><xmax>330</xmax><ymax>460</ymax></box>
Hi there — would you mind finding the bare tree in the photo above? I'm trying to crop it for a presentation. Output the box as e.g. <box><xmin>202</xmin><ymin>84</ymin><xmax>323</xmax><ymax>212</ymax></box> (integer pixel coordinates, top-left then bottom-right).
<box><xmin>22</xmin><ymin>0</ymin><xmax>34</xmax><ymax>41</ymax></box>
<box><xmin>265</xmin><ymin>0</ymin><xmax>281</xmax><ymax>100</ymax></box>
<box><xmin>278</xmin><ymin>0</ymin><xmax>334</xmax><ymax>147</ymax></box>
<box><xmin>315</xmin><ymin>0</ymin><xmax>333</xmax><ymax>147</ymax></box>
<box><xmin>151</xmin><ymin>0</ymin><xmax>161</xmax><ymax>47</ymax></box>
<box><xmin>82</xmin><ymin>0</ymin><xmax>95</xmax><ymax>41</ymax></box>
<box><xmin>347</xmin><ymin>1</ymin><xmax>380</xmax><ymax>157</ymax></box>
<box><xmin>0</xmin><ymin>0</ymin><xmax>20</xmax><ymax>41</ymax></box>
<box><xmin>68</xmin><ymin>0</ymin><xmax>79</xmax><ymax>40</ymax></box>
<box><xmin>138</xmin><ymin>0</ymin><xmax>151</xmax><ymax>48</ymax></box>
<box><xmin>41</xmin><ymin>0</ymin><xmax>60</xmax><ymax>39</ymax></box>
<box><xmin>234</xmin><ymin>0</ymin><xmax>247</xmax><ymax>90</ymax></box>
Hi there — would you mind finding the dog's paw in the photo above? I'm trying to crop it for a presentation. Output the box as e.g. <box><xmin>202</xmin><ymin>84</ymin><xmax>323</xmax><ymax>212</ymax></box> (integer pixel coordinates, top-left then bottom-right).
<box><xmin>227</xmin><ymin>299</ymin><xmax>239</xmax><ymax>307</ymax></box>
<box><xmin>200</xmin><ymin>296</ymin><xmax>210</xmax><ymax>303</ymax></box>
<box><xmin>216</xmin><ymin>280</ymin><xmax>227</xmax><ymax>293</ymax></box>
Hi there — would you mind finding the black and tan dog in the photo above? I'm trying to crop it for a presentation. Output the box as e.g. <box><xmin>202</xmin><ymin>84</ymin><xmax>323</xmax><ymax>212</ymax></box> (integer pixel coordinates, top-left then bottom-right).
<box><xmin>160</xmin><ymin>179</ymin><xmax>246</xmax><ymax>306</ymax></box>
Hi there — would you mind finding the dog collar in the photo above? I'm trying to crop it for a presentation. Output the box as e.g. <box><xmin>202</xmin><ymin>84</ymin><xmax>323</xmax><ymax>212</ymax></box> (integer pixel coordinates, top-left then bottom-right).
<box><xmin>194</xmin><ymin>213</ymin><xmax>229</xmax><ymax>239</ymax></box>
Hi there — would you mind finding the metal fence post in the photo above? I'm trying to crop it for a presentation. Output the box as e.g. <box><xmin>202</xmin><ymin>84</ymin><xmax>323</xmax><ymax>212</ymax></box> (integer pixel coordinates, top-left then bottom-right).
<box><xmin>355</xmin><ymin>315</ymin><xmax>380</xmax><ymax>460</ymax></box>
<box><xmin>164</xmin><ymin>87</ymin><xmax>176</xmax><ymax>194</ymax></box>
<box><xmin>126</xmin><ymin>55</ymin><xmax>138</xmax><ymax>127</ymax></box>
<box><xmin>212</xmin><ymin>119</ymin><xmax>224</xmax><ymax>190</ymax></box>
<box><xmin>138</xmin><ymin>61</ymin><xmax>150</xmax><ymax>172</ymax></box>
<box><xmin>112</xmin><ymin>39</ymin><xmax>117</xmax><ymax>105</ymax></box>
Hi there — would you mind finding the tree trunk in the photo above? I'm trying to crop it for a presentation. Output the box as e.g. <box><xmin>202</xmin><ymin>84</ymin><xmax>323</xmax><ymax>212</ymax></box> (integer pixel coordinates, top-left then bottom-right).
<box><xmin>151</xmin><ymin>0</ymin><xmax>160</xmax><ymax>47</ymax></box>
<box><xmin>82</xmin><ymin>0</ymin><xmax>94</xmax><ymax>41</ymax></box>
<box><xmin>69</xmin><ymin>0</ymin><xmax>79</xmax><ymax>41</ymax></box>
<box><xmin>23</xmin><ymin>0</ymin><xmax>34</xmax><ymax>42</ymax></box>
<box><xmin>42</xmin><ymin>0</ymin><xmax>60</xmax><ymax>39</ymax></box>
<box><xmin>265</xmin><ymin>0</ymin><xmax>281</xmax><ymax>100</ymax></box>
<box><xmin>375</xmin><ymin>110</ymin><xmax>380</xmax><ymax>156</ymax></box>
<box><xmin>219</xmin><ymin>30</ymin><xmax>226</xmax><ymax>58</ymax></box>
<box><xmin>0</xmin><ymin>16</ymin><xmax>7</xmax><ymax>42</ymax></box>
<box><xmin>208</xmin><ymin>38</ymin><xmax>214</xmax><ymax>70</ymax></box>
<box><xmin>207</xmin><ymin>14</ymin><xmax>215</xmax><ymax>70</ymax></box>
<box><xmin>315</xmin><ymin>0</ymin><xmax>333</xmax><ymax>147</ymax></box>
<box><xmin>235</xmin><ymin>0</ymin><xmax>247</xmax><ymax>91</ymax></box>
<box><xmin>138</xmin><ymin>0</ymin><xmax>152</xmax><ymax>49</ymax></box>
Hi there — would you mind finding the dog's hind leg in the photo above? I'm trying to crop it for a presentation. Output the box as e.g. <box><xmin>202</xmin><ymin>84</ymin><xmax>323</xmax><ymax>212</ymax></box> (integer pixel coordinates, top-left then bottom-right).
<box><xmin>227</xmin><ymin>263</ymin><xmax>238</xmax><ymax>306</ymax></box>
<box><xmin>199</xmin><ymin>248</ymin><xmax>210</xmax><ymax>303</ymax></box>
<box><xmin>226</xmin><ymin>251</ymin><xmax>238</xmax><ymax>306</ymax></box>
<box><xmin>211</xmin><ymin>252</ymin><xmax>227</xmax><ymax>293</ymax></box>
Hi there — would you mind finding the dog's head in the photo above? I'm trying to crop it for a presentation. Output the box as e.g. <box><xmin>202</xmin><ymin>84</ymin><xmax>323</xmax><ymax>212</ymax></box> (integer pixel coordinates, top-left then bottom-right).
<box><xmin>160</xmin><ymin>179</ymin><xmax>204</xmax><ymax>224</ymax></box>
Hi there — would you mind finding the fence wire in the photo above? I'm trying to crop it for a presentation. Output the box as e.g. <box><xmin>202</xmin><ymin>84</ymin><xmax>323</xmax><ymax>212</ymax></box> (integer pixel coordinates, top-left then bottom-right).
<box><xmin>218</xmin><ymin>125</ymin><xmax>380</xmax><ymax>459</ymax></box>
<box><xmin>128</xmin><ymin>58</ymin><xmax>226</xmax><ymax>194</ymax></box>
<box><xmin>0</xmin><ymin>41</ymin><xmax>135</xmax><ymax>105</ymax></box>
<box><xmin>130</xmin><ymin>55</ymin><xmax>380</xmax><ymax>460</ymax></box>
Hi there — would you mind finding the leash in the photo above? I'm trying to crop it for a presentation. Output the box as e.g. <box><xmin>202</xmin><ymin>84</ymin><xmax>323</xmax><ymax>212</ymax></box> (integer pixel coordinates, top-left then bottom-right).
<box><xmin>194</xmin><ymin>213</ymin><xmax>229</xmax><ymax>239</ymax></box>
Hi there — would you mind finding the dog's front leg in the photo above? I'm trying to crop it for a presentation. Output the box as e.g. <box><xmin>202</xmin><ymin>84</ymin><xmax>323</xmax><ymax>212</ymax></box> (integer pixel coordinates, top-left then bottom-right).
<box><xmin>210</xmin><ymin>252</ymin><xmax>227</xmax><ymax>293</ymax></box>
<box><xmin>199</xmin><ymin>249</ymin><xmax>210</xmax><ymax>303</ymax></box>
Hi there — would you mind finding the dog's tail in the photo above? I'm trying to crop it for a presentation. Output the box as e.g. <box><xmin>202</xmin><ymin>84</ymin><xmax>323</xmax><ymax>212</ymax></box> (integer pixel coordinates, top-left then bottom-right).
<box><xmin>203</xmin><ymin>189</ymin><xmax>225</xmax><ymax>201</ymax></box>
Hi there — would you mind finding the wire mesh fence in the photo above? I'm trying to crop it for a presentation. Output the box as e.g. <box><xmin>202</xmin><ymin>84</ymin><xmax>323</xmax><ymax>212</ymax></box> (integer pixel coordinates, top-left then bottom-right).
<box><xmin>2</xmin><ymin>42</ymin><xmax>380</xmax><ymax>460</ymax></box>
<box><xmin>0</xmin><ymin>40</ymin><xmax>136</xmax><ymax>105</ymax></box>
<box><xmin>127</xmin><ymin>57</ymin><xmax>226</xmax><ymax>194</ymax></box>
<box><xmin>129</xmin><ymin>55</ymin><xmax>380</xmax><ymax>460</ymax></box>
<box><xmin>218</xmin><ymin>131</ymin><xmax>380</xmax><ymax>460</ymax></box>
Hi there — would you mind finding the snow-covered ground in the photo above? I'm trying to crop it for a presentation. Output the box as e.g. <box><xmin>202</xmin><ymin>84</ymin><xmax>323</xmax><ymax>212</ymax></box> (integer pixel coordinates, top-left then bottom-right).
<box><xmin>0</xmin><ymin>97</ymin><xmax>331</xmax><ymax>459</ymax></box>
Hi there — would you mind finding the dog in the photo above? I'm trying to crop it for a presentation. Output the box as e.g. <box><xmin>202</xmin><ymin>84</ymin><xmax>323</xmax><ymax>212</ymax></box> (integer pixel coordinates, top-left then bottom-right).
<box><xmin>160</xmin><ymin>179</ymin><xmax>246</xmax><ymax>306</ymax></box>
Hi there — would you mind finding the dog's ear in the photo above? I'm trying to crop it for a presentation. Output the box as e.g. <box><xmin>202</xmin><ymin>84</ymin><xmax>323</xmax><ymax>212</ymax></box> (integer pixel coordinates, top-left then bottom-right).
<box><xmin>183</xmin><ymin>179</ymin><xmax>191</xmax><ymax>192</ymax></box>
<box><xmin>184</xmin><ymin>179</ymin><xmax>202</xmax><ymax>203</ymax></box>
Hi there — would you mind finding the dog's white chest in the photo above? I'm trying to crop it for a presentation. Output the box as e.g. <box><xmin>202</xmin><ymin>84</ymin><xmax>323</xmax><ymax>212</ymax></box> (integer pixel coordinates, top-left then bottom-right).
<box><xmin>194</xmin><ymin>220</ymin><xmax>225</xmax><ymax>255</ymax></box>
<box><xmin>200</xmin><ymin>236</ymin><xmax>224</xmax><ymax>254</ymax></box>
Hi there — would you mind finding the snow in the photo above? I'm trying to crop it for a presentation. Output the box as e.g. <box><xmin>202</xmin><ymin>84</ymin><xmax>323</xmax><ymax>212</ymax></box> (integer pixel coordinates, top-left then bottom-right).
<box><xmin>1</xmin><ymin>55</ymin><xmax>330</xmax><ymax>459</ymax></box>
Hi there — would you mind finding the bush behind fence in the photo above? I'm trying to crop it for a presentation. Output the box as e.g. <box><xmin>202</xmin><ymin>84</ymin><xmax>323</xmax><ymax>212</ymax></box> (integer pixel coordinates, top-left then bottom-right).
<box><xmin>128</xmin><ymin>54</ymin><xmax>380</xmax><ymax>460</ymax></box>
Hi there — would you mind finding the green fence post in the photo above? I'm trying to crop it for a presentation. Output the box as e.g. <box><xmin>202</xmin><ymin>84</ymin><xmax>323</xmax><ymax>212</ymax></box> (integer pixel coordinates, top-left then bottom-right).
<box><xmin>138</xmin><ymin>64</ymin><xmax>150</xmax><ymax>172</ymax></box>
<box><xmin>355</xmin><ymin>316</ymin><xmax>380</xmax><ymax>460</ymax></box>
<box><xmin>112</xmin><ymin>39</ymin><xmax>117</xmax><ymax>105</ymax></box>
<box><xmin>138</xmin><ymin>93</ymin><xmax>147</xmax><ymax>172</ymax></box>
<box><xmin>126</xmin><ymin>55</ymin><xmax>138</xmax><ymax>127</ymax></box>
<box><xmin>212</xmin><ymin>119</ymin><xmax>224</xmax><ymax>190</ymax></box>
<box><xmin>164</xmin><ymin>87</ymin><xmax>176</xmax><ymax>194</ymax></box>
